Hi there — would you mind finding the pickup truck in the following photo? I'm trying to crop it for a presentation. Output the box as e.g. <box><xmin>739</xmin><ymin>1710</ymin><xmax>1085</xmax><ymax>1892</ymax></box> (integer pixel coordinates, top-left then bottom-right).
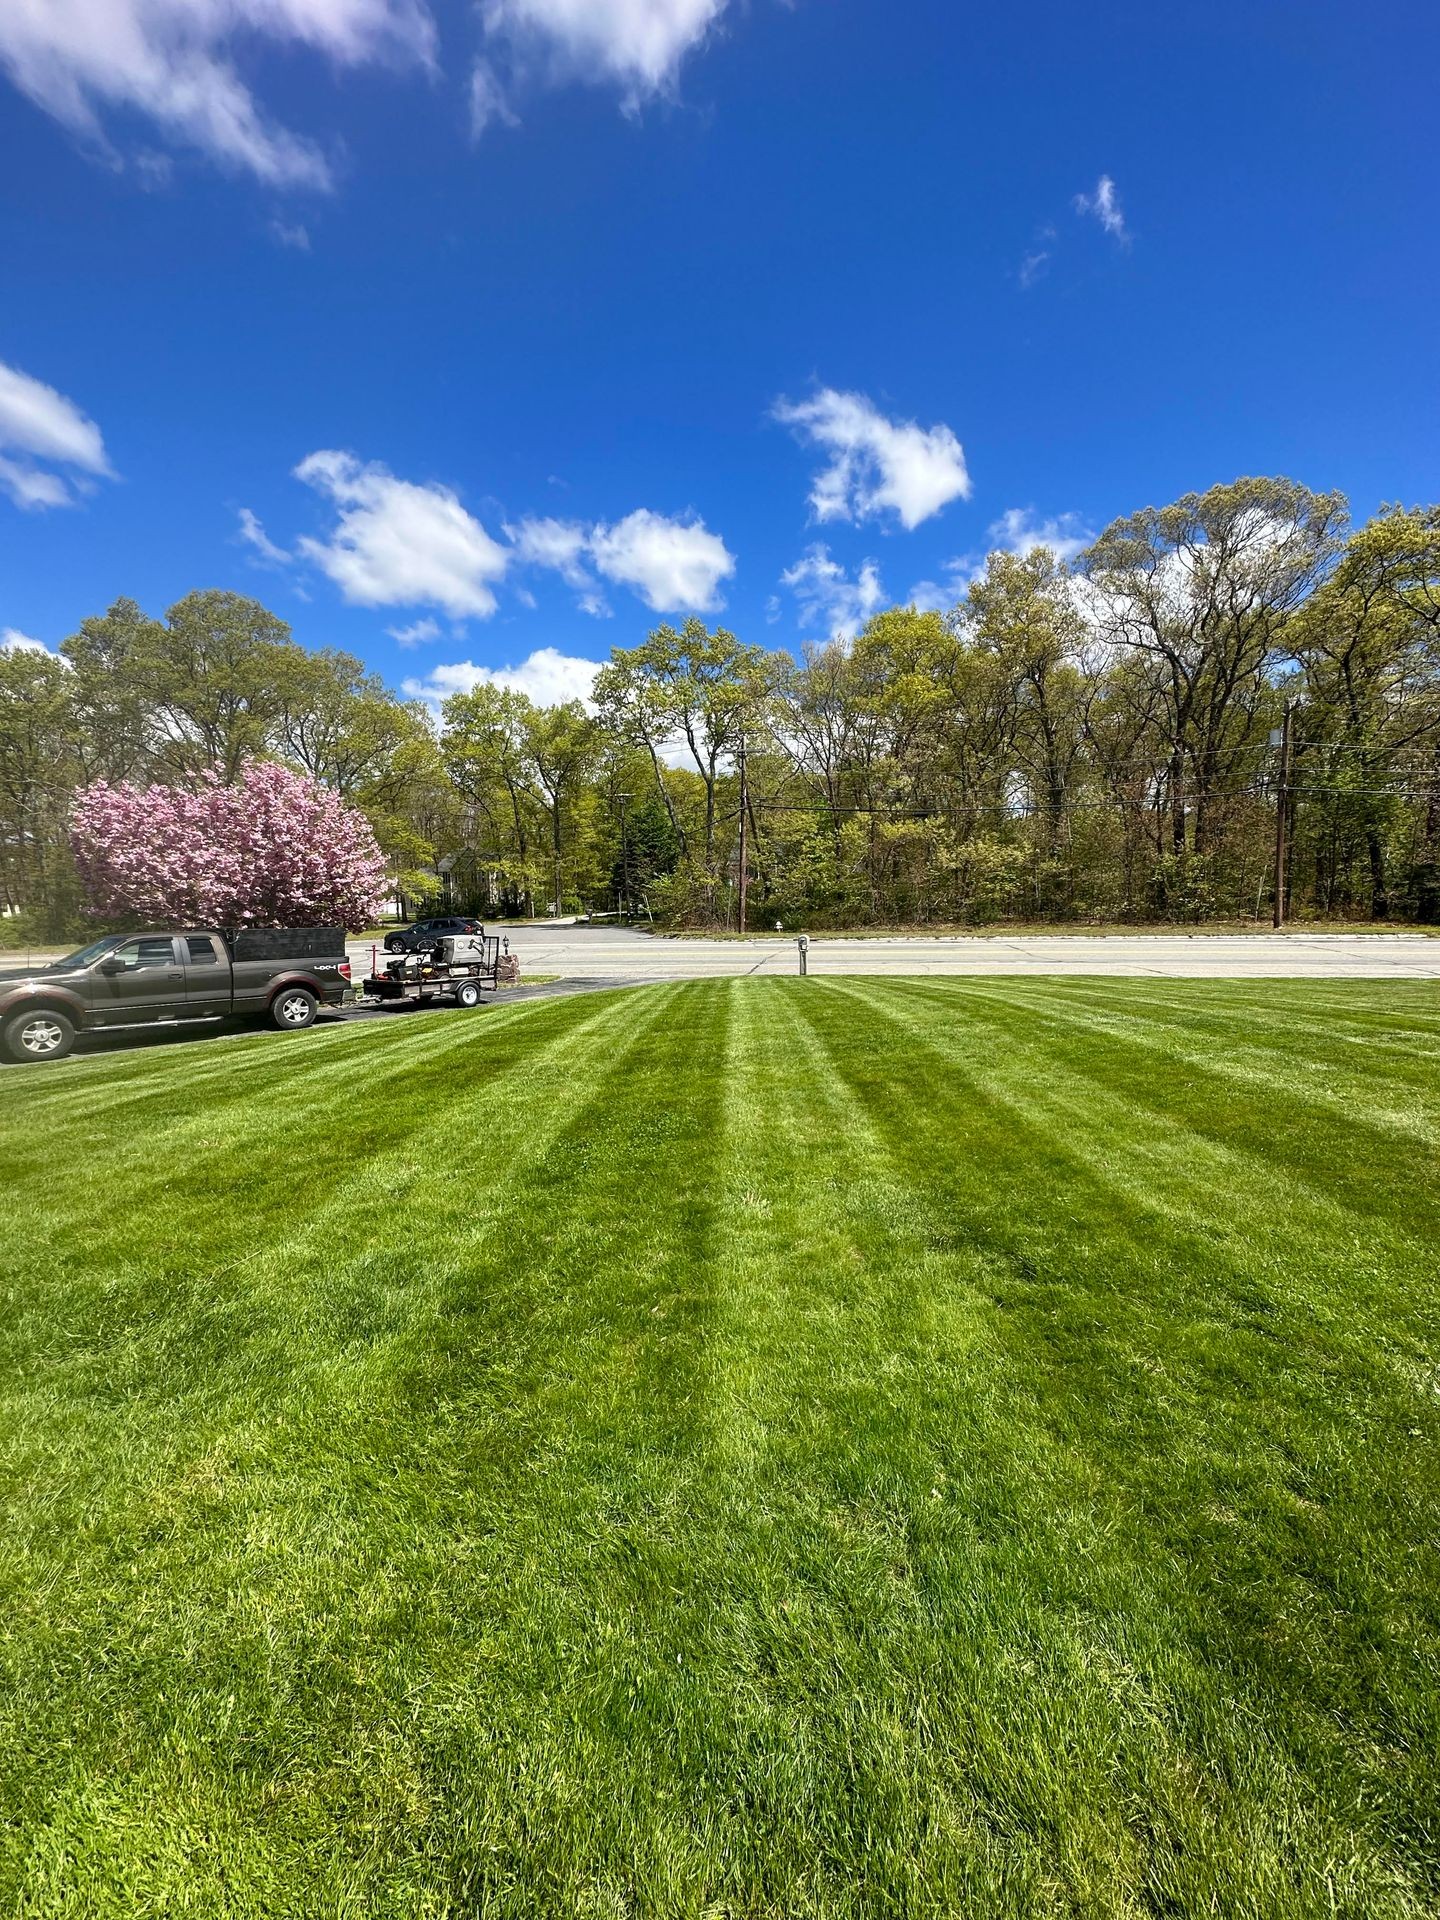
<box><xmin>0</xmin><ymin>926</ymin><xmax>352</xmax><ymax>1064</ymax></box>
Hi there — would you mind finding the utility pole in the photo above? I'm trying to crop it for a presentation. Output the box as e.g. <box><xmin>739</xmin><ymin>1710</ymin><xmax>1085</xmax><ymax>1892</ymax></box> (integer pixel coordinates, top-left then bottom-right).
<box><xmin>1272</xmin><ymin>700</ymin><xmax>1295</xmax><ymax>929</ymax></box>
<box><xmin>737</xmin><ymin>732</ymin><xmax>749</xmax><ymax>936</ymax></box>
<box><xmin>617</xmin><ymin>791</ymin><xmax>631</xmax><ymax>924</ymax></box>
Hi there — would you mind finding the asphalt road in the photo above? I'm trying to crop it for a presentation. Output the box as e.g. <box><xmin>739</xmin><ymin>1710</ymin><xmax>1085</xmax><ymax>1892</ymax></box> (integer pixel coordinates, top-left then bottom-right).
<box><xmin>6</xmin><ymin>926</ymin><xmax>1436</xmax><ymax>1069</ymax></box>
<box><xmin>351</xmin><ymin>924</ymin><xmax>1440</xmax><ymax>981</ymax></box>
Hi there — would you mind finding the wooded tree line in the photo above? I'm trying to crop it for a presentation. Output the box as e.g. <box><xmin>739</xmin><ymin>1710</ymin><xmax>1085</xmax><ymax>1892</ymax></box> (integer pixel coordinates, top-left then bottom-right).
<box><xmin>4</xmin><ymin>478</ymin><xmax>1439</xmax><ymax>938</ymax></box>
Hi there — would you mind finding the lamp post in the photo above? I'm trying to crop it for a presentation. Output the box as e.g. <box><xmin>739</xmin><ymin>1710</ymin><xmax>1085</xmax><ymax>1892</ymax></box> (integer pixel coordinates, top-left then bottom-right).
<box><xmin>617</xmin><ymin>791</ymin><xmax>632</xmax><ymax>923</ymax></box>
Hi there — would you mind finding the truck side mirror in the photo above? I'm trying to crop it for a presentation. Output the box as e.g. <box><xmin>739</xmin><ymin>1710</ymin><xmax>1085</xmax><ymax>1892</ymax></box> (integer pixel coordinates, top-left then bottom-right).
<box><xmin>99</xmin><ymin>956</ymin><xmax>126</xmax><ymax>975</ymax></box>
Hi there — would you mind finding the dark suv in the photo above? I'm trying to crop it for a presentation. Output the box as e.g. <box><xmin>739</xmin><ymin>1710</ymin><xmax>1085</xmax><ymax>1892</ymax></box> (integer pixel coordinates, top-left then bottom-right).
<box><xmin>383</xmin><ymin>916</ymin><xmax>482</xmax><ymax>953</ymax></box>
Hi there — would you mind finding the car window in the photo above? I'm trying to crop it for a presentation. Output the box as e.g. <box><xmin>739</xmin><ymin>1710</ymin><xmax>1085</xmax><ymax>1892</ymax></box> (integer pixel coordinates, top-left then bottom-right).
<box><xmin>186</xmin><ymin>936</ymin><xmax>219</xmax><ymax>965</ymax></box>
<box><xmin>56</xmin><ymin>937</ymin><xmax>121</xmax><ymax>971</ymax></box>
<box><xmin>113</xmin><ymin>937</ymin><xmax>176</xmax><ymax>971</ymax></box>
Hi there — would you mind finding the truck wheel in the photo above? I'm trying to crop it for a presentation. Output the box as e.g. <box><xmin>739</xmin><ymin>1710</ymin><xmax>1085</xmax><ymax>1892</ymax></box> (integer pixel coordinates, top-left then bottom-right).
<box><xmin>4</xmin><ymin>1007</ymin><xmax>76</xmax><ymax>1064</ymax></box>
<box><xmin>456</xmin><ymin>980</ymin><xmax>483</xmax><ymax>1008</ymax></box>
<box><xmin>270</xmin><ymin>987</ymin><xmax>318</xmax><ymax>1032</ymax></box>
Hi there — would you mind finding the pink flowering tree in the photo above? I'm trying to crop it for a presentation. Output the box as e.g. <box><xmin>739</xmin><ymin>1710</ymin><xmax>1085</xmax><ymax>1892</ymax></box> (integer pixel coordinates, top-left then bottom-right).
<box><xmin>70</xmin><ymin>761</ymin><xmax>387</xmax><ymax>929</ymax></box>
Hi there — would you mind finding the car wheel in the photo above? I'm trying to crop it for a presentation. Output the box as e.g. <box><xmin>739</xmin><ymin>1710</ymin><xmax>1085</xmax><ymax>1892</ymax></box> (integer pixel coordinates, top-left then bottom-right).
<box><xmin>4</xmin><ymin>1007</ymin><xmax>76</xmax><ymax>1064</ymax></box>
<box><xmin>384</xmin><ymin>934</ymin><xmax>404</xmax><ymax>953</ymax></box>
<box><xmin>270</xmin><ymin>987</ymin><xmax>318</xmax><ymax>1032</ymax></box>
<box><xmin>456</xmin><ymin>980</ymin><xmax>483</xmax><ymax>1008</ymax></box>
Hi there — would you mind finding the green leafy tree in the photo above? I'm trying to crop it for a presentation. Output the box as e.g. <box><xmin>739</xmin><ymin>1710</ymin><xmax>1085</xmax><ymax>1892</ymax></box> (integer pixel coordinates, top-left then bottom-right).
<box><xmin>0</xmin><ymin>645</ymin><xmax>83</xmax><ymax>935</ymax></box>
<box><xmin>1079</xmin><ymin>478</ymin><xmax>1347</xmax><ymax>857</ymax></box>
<box><xmin>596</xmin><ymin>619</ymin><xmax>779</xmax><ymax>910</ymax></box>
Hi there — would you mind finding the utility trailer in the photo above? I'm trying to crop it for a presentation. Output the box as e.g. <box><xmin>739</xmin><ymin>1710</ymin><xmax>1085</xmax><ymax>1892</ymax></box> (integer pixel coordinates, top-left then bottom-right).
<box><xmin>360</xmin><ymin>933</ymin><xmax>503</xmax><ymax>1010</ymax></box>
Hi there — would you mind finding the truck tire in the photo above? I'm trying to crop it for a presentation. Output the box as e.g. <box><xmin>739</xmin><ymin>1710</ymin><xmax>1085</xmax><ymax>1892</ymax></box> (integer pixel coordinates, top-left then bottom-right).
<box><xmin>270</xmin><ymin>987</ymin><xmax>318</xmax><ymax>1032</ymax></box>
<box><xmin>456</xmin><ymin>980</ymin><xmax>483</xmax><ymax>1008</ymax></box>
<box><xmin>4</xmin><ymin>1006</ymin><xmax>76</xmax><ymax>1064</ymax></box>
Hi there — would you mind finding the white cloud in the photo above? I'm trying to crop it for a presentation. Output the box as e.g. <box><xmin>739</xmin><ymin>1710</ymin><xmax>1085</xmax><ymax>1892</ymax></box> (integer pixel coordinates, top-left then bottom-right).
<box><xmin>0</xmin><ymin>459</ymin><xmax>73</xmax><ymax>510</ymax></box>
<box><xmin>0</xmin><ymin>358</ymin><xmax>111</xmax><ymax>510</ymax></box>
<box><xmin>774</xmin><ymin>387</ymin><xmax>971</xmax><ymax>531</ymax></box>
<box><xmin>507</xmin><ymin>515</ymin><xmax>593</xmax><ymax>588</ymax></box>
<box><xmin>387</xmin><ymin>616</ymin><xmax>441</xmax><ymax>647</ymax></box>
<box><xmin>268</xmin><ymin>218</ymin><xmax>312</xmax><ymax>250</ymax></box>
<box><xmin>295</xmin><ymin>450</ymin><xmax>509</xmax><ymax>618</ymax></box>
<box><xmin>588</xmin><ymin>509</ymin><xmax>733</xmax><ymax>612</ymax></box>
<box><xmin>1074</xmin><ymin>174</ymin><xmax>1128</xmax><ymax>244</ymax></box>
<box><xmin>1018</xmin><ymin>249</ymin><xmax>1050</xmax><ymax>290</ymax></box>
<box><xmin>236</xmin><ymin>505</ymin><xmax>291</xmax><ymax>565</ymax></box>
<box><xmin>511</xmin><ymin>508</ymin><xmax>734</xmax><ymax>614</ymax></box>
<box><xmin>402</xmin><ymin>646</ymin><xmax>602</xmax><ymax>710</ymax></box>
<box><xmin>0</xmin><ymin>0</ymin><xmax>435</xmax><ymax>189</ymax></box>
<box><xmin>479</xmin><ymin>0</ymin><xmax>726</xmax><ymax>108</ymax></box>
<box><xmin>780</xmin><ymin>544</ymin><xmax>886</xmax><ymax>640</ymax></box>
<box><xmin>2</xmin><ymin>627</ymin><xmax>56</xmax><ymax>655</ymax></box>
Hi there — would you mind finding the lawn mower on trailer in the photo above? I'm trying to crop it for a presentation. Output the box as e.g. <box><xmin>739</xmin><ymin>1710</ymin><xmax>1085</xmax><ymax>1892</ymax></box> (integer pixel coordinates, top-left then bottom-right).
<box><xmin>361</xmin><ymin>933</ymin><xmax>503</xmax><ymax>1011</ymax></box>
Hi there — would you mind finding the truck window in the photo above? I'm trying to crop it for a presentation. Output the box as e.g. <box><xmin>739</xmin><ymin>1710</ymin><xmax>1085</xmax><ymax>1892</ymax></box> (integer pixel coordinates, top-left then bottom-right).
<box><xmin>185</xmin><ymin>936</ymin><xmax>219</xmax><ymax>965</ymax></box>
<box><xmin>113</xmin><ymin>937</ymin><xmax>176</xmax><ymax>971</ymax></box>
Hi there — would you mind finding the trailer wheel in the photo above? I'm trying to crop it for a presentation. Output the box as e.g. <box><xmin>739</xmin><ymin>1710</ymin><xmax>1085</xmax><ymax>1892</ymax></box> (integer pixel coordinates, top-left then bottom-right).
<box><xmin>4</xmin><ymin>1007</ymin><xmax>76</xmax><ymax>1064</ymax></box>
<box><xmin>270</xmin><ymin>987</ymin><xmax>318</xmax><ymax>1031</ymax></box>
<box><xmin>456</xmin><ymin>980</ymin><xmax>483</xmax><ymax>1008</ymax></box>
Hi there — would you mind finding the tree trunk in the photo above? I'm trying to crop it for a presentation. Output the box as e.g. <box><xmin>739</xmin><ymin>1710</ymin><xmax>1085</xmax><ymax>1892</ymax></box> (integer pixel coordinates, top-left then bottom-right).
<box><xmin>1367</xmin><ymin>824</ymin><xmax>1389</xmax><ymax>919</ymax></box>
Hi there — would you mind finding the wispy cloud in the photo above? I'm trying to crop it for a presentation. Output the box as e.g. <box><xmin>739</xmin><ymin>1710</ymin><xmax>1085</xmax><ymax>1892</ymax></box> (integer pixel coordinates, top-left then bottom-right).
<box><xmin>0</xmin><ymin>0</ymin><xmax>435</xmax><ymax>189</ymax></box>
<box><xmin>469</xmin><ymin>57</ymin><xmax>520</xmax><ymax>138</ymax></box>
<box><xmin>780</xmin><ymin>544</ymin><xmax>886</xmax><ymax>640</ymax></box>
<box><xmin>1074</xmin><ymin>174</ymin><xmax>1129</xmax><ymax>245</ymax></box>
<box><xmin>0</xmin><ymin>357</ymin><xmax>111</xmax><ymax>511</ymax></box>
<box><xmin>909</xmin><ymin>508</ymin><xmax>1095</xmax><ymax>610</ymax></box>
<box><xmin>986</xmin><ymin>506</ymin><xmax>1094</xmax><ymax>564</ymax></box>
<box><xmin>477</xmin><ymin>0</ymin><xmax>727</xmax><ymax>124</ymax></box>
<box><xmin>387</xmin><ymin>617</ymin><xmax>442</xmax><ymax>647</ymax></box>
<box><xmin>235</xmin><ymin>506</ymin><xmax>291</xmax><ymax>566</ymax></box>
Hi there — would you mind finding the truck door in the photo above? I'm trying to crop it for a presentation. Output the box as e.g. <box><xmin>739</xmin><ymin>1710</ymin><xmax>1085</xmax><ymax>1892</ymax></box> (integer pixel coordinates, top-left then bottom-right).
<box><xmin>182</xmin><ymin>934</ymin><xmax>232</xmax><ymax>1019</ymax></box>
<box><xmin>91</xmin><ymin>936</ymin><xmax>184</xmax><ymax>1024</ymax></box>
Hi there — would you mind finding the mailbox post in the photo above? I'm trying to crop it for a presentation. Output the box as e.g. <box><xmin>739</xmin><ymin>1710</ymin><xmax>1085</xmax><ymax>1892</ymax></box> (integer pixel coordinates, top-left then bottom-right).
<box><xmin>797</xmin><ymin>934</ymin><xmax>809</xmax><ymax>976</ymax></box>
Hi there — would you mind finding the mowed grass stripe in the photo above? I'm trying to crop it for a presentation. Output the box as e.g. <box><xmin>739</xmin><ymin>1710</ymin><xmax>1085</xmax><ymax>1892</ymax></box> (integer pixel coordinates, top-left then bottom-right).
<box><xmin>863</xmin><ymin>978</ymin><xmax>1440</xmax><ymax>1315</ymax></box>
<box><xmin>0</xmin><ymin>988</ymin><xmax>668</xmax><ymax>1401</ymax></box>
<box><xmin>792</xmin><ymin>979</ymin><xmax>1440</xmax><ymax>1914</ymax></box>
<box><xmin>697</xmin><ymin>983</ymin><xmax>1208</xmax><ymax>1915</ymax></box>
<box><xmin>1</xmin><ymin>986</ymin><xmax>725</xmax><ymax>1914</ymax></box>
<box><xmin>1002</xmin><ymin>977</ymin><xmax>1440</xmax><ymax>1151</ymax></box>
<box><xmin>1</xmin><ymin>980</ymin><xmax>1438</xmax><ymax>1917</ymax></box>
<box><xmin>883</xmin><ymin>976</ymin><xmax>1440</xmax><ymax>1246</ymax></box>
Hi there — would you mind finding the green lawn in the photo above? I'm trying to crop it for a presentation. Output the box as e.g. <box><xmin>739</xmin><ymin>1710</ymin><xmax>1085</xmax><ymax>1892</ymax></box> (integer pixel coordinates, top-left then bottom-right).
<box><xmin>2</xmin><ymin>980</ymin><xmax>1438</xmax><ymax>1919</ymax></box>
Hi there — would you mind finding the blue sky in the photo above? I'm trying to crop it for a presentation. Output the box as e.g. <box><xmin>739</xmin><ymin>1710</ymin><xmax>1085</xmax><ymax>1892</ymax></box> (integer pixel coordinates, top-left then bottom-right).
<box><xmin>2</xmin><ymin>0</ymin><xmax>1437</xmax><ymax>708</ymax></box>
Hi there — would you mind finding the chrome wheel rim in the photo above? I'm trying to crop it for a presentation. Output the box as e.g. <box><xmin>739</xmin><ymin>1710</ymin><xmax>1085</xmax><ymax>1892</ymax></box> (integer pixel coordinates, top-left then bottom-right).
<box><xmin>277</xmin><ymin>994</ymin><xmax>311</xmax><ymax>1025</ymax></box>
<box><xmin>19</xmin><ymin>1018</ymin><xmax>64</xmax><ymax>1055</ymax></box>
